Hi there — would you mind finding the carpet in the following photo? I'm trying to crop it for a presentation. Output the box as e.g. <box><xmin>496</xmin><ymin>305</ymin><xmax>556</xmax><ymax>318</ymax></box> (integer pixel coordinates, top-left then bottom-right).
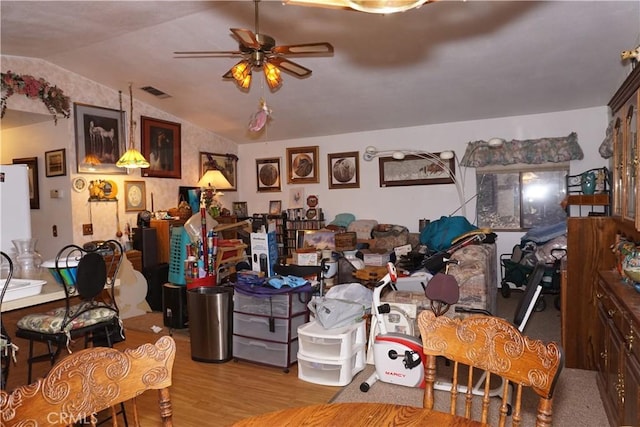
<box><xmin>331</xmin><ymin>291</ymin><xmax>609</xmax><ymax>426</ymax></box>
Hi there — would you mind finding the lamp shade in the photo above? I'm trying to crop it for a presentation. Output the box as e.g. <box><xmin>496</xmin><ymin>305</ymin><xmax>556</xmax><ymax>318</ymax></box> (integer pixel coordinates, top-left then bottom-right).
<box><xmin>116</xmin><ymin>148</ymin><xmax>150</xmax><ymax>169</ymax></box>
<box><xmin>197</xmin><ymin>170</ymin><xmax>232</xmax><ymax>190</ymax></box>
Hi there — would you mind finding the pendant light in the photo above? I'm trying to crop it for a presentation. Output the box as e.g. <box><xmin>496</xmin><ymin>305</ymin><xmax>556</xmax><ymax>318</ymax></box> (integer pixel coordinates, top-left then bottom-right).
<box><xmin>116</xmin><ymin>83</ymin><xmax>150</xmax><ymax>169</ymax></box>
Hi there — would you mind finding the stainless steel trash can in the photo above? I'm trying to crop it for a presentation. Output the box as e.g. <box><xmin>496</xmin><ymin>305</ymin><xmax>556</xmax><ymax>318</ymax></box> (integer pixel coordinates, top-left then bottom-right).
<box><xmin>187</xmin><ymin>286</ymin><xmax>233</xmax><ymax>363</ymax></box>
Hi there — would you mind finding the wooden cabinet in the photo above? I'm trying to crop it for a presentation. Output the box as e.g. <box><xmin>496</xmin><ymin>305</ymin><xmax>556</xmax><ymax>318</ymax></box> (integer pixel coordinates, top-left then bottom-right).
<box><xmin>609</xmin><ymin>65</ymin><xmax>640</xmax><ymax>230</ymax></box>
<box><xmin>564</xmin><ymin>217</ymin><xmax>616</xmax><ymax>369</ymax></box>
<box><xmin>596</xmin><ymin>272</ymin><xmax>640</xmax><ymax>426</ymax></box>
<box><xmin>150</xmin><ymin>219</ymin><xmax>185</xmax><ymax>264</ymax></box>
<box><xmin>214</xmin><ymin>215</ymin><xmax>238</xmax><ymax>239</ymax></box>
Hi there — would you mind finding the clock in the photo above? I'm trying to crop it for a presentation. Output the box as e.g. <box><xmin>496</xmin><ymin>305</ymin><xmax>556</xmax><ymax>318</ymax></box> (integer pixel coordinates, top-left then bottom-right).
<box><xmin>124</xmin><ymin>181</ymin><xmax>146</xmax><ymax>212</ymax></box>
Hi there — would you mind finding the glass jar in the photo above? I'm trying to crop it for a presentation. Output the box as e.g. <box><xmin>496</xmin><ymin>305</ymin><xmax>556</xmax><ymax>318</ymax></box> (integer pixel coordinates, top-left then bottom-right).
<box><xmin>12</xmin><ymin>238</ymin><xmax>43</xmax><ymax>279</ymax></box>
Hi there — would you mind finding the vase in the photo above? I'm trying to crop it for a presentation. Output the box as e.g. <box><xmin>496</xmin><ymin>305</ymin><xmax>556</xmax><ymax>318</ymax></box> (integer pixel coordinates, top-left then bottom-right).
<box><xmin>343</xmin><ymin>250</ymin><xmax>365</xmax><ymax>270</ymax></box>
<box><xmin>581</xmin><ymin>171</ymin><xmax>596</xmax><ymax>195</ymax></box>
<box><xmin>12</xmin><ymin>238</ymin><xmax>43</xmax><ymax>279</ymax></box>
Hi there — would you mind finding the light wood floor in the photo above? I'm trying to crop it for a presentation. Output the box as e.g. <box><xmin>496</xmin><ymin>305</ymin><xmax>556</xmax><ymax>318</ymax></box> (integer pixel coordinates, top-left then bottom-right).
<box><xmin>5</xmin><ymin>327</ymin><xmax>338</xmax><ymax>426</ymax></box>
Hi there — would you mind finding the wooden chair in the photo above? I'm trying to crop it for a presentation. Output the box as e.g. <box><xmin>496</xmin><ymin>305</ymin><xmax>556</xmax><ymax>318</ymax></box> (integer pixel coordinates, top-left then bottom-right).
<box><xmin>417</xmin><ymin>310</ymin><xmax>563</xmax><ymax>427</ymax></box>
<box><xmin>15</xmin><ymin>240</ymin><xmax>124</xmax><ymax>383</ymax></box>
<box><xmin>0</xmin><ymin>336</ymin><xmax>176</xmax><ymax>426</ymax></box>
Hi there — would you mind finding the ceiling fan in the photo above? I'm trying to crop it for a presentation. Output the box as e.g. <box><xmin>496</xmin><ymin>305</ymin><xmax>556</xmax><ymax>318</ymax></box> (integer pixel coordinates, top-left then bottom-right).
<box><xmin>174</xmin><ymin>0</ymin><xmax>334</xmax><ymax>91</ymax></box>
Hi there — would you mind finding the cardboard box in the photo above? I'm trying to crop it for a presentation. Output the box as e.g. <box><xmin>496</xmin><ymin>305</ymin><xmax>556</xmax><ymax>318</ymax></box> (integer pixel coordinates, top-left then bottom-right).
<box><xmin>250</xmin><ymin>231</ymin><xmax>279</xmax><ymax>276</ymax></box>
<box><xmin>334</xmin><ymin>232</ymin><xmax>357</xmax><ymax>252</ymax></box>
<box><xmin>362</xmin><ymin>251</ymin><xmax>392</xmax><ymax>266</ymax></box>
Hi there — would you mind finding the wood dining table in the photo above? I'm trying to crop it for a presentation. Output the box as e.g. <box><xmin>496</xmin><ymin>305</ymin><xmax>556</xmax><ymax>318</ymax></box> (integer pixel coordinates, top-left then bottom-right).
<box><xmin>232</xmin><ymin>402</ymin><xmax>487</xmax><ymax>426</ymax></box>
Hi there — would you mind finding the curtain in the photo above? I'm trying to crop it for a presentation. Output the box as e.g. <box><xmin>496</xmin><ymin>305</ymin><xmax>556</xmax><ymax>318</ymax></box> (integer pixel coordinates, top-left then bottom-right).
<box><xmin>461</xmin><ymin>132</ymin><xmax>584</xmax><ymax>167</ymax></box>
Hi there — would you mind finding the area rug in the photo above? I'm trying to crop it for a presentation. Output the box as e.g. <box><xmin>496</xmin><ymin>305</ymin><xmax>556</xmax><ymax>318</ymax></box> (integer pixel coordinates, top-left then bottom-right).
<box><xmin>331</xmin><ymin>364</ymin><xmax>608</xmax><ymax>426</ymax></box>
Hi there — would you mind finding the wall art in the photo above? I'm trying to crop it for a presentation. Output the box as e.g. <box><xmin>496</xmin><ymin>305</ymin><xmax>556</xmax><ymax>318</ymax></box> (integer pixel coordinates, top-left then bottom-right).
<box><xmin>74</xmin><ymin>103</ymin><xmax>125</xmax><ymax>174</ymax></box>
<box><xmin>328</xmin><ymin>151</ymin><xmax>359</xmax><ymax>189</ymax></box>
<box><xmin>199</xmin><ymin>152</ymin><xmax>238</xmax><ymax>191</ymax></box>
<box><xmin>379</xmin><ymin>153</ymin><xmax>455</xmax><ymax>187</ymax></box>
<box><xmin>141</xmin><ymin>116</ymin><xmax>181</xmax><ymax>179</ymax></box>
<box><xmin>286</xmin><ymin>146</ymin><xmax>319</xmax><ymax>184</ymax></box>
<box><xmin>256</xmin><ymin>157</ymin><xmax>281</xmax><ymax>192</ymax></box>
<box><xmin>45</xmin><ymin>148</ymin><xmax>66</xmax><ymax>177</ymax></box>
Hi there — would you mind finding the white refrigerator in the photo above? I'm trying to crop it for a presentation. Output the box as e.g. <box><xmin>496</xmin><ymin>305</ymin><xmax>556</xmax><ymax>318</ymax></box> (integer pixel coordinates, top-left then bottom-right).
<box><xmin>0</xmin><ymin>164</ymin><xmax>32</xmax><ymax>255</ymax></box>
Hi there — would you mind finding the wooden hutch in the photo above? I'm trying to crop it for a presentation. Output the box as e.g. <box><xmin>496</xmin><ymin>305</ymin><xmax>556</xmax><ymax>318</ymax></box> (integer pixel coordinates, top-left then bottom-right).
<box><xmin>563</xmin><ymin>65</ymin><xmax>640</xmax><ymax>426</ymax></box>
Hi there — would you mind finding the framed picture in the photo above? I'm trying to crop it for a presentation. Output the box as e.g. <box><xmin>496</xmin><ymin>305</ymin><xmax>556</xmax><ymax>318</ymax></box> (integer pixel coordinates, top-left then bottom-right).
<box><xmin>199</xmin><ymin>152</ymin><xmax>238</xmax><ymax>191</ymax></box>
<box><xmin>141</xmin><ymin>116</ymin><xmax>181</xmax><ymax>179</ymax></box>
<box><xmin>256</xmin><ymin>157</ymin><xmax>281</xmax><ymax>192</ymax></box>
<box><xmin>12</xmin><ymin>157</ymin><xmax>39</xmax><ymax>209</ymax></box>
<box><xmin>233</xmin><ymin>201</ymin><xmax>248</xmax><ymax>217</ymax></box>
<box><xmin>269</xmin><ymin>200</ymin><xmax>282</xmax><ymax>215</ymax></box>
<box><xmin>286</xmin><ymin>146</ymin><xmax>319</xmax><ymax>184</ymax></box>
<box><xmin>328</xmin><ymin>151</ymin><xmax>359</xmax><ymax>189</ymax></box>
<box><xmin>45</xmin><ymin>148</ymin><xmax>67</xmax><ymax>177</ymax></box>
<box><xmin>124</xmin><ymin>181</ymin><xmax>146</xmax><ymax>212</ymax></box>
<box><xmin>178</xmin><ymin>186</ymin><xmax>201</xmax><ymax>216</ymax></box>
<box><xmin>378</xmin><ymin>153</ymin><xmax>455</xmax><ymax>187</ymax></box>
<box><xmin>289</xmin><ymin>187</ymin><xmax>305</xmax><ymax>209</ymax></box>
<box><xmin>74</xmin><ymin>103</ymin><xmax>126</xmax><ymax>174</ymax></box>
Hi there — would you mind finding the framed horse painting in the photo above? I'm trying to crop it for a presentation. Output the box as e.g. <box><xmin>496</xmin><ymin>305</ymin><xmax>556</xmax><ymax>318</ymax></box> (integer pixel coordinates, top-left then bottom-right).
<box><xmin>74</xmin><ymin>103</ymin><xmax>126</xmax><ymax>174</ymax></box>
<box><xmin>141</xmin><ymin>116</ymin><xmax>181</xmax><ymax>179</ymax></box>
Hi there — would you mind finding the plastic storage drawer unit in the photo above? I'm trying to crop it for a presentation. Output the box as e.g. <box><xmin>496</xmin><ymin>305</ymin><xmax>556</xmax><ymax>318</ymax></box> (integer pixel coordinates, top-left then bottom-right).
<box><xmin>234</xmin><ymin>292</ymin><xmax>308</xmax><ymax>317</ymax></box>
<box><xmin>233</xmin><ymin>312</ymin><xmax>307</xmax><ymax>342</ymax></box>
<box><xmin>232</xmin><ymin>335</ymin><xmax>299</xmax><ymax>369</ymax></box>
<box><xmin>298</xmin><ymin>321</ymin><xmax>366</xmax><ymax>360</ymax></box>
<box><xmin>297</xmin><ymin>347</ymin><xmax>366</xmax><ymax>386</ymax></box>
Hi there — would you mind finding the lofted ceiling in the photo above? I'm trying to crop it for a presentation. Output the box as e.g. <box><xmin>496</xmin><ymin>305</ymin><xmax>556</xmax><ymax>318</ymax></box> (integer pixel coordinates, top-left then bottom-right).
<box><xmin>1</xmin><ymin>1</ymin><xmax>639</xmax><ymax>144</ymax></box>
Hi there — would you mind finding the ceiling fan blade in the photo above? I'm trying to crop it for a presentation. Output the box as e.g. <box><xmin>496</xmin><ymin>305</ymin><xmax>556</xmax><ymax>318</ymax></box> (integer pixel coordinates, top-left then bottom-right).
<box><xmin>273</xmin><ymin>42</ymin><xmax>334</xmax><ymax>55</ymax></box>
<box><xmin>230</xmin><ymin>28</ymin><xmax>261</xmax><ymax>50</ymax></box>
<box><xmin>174</xmin><ymin>50</ymin><xmax>243</xmax><ymax>58</ymax></box>
<box><xmin>269</xmin><ymin>57</ymin><xmax>312</xmax><ymax>77</ymax></box>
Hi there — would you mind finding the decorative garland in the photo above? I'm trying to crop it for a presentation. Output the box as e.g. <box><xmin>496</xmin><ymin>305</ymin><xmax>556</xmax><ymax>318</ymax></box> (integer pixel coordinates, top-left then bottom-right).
<box><xmin>1</xmin><ymin>70</ymin><xmax>71</xmax><ymax>124</ymax></box>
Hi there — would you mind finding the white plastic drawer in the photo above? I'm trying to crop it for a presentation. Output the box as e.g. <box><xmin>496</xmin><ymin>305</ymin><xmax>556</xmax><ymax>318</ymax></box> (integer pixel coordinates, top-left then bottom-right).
<box><xmin>298</xmin><ymin>321</ymin><xmax>366</xmax><ymax>360</ymax></box>
<box><xmin>233</xmin><ymin>335</ymin><xmax>299</xmax><ymax>368</ymax></box>
<box><xmin>297</xmin><ymin>347</ymin><xmax>366</xmax><ymax>386</ymax></box>
<box><xmin>234</xmin><ymin>292</ymin><xmax>309</xmax><ymax>317</ymax></box>
<box><xmin>233</xmin><ymin>312</ymin><xmax>307</xmax><ymax>342</ymax></box>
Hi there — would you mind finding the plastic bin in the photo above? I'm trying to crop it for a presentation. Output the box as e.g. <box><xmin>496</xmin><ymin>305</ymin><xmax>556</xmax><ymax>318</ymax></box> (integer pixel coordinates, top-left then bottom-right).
<box><xmin>187</xmin><ymin>286</ymin><xmax>233</xmax><ymax>363</ymax></box>
<box><xmin>297</xmin><ymin>346</ymin><xmax>366</xmax><ymax>386</ymax></box>
<box><xmin>298</xmin><ymin>321</ymin><xmax>366</xmax><ymax>360</ymax></box>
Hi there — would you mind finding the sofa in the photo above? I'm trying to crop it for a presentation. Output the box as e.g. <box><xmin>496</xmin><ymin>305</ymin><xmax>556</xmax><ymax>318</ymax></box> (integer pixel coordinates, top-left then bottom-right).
<box><xmin>338</xmin><ymin>219</ymin><xmax>497</xmax><ymax>319</ymax></box>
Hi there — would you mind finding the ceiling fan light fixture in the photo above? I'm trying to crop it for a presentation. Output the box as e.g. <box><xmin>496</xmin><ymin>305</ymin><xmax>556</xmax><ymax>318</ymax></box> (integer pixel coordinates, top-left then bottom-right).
<box><xmin>231</xmin><ymin>60</ymin><xmax>253</xmax><ymax>89</ymax></box>
<box><xmin>347</xmin><ymin>0</ymin><xmax>431</xmax><ymax>14</ymax></box>
<box><xmin>263</xmin><ymin>62</ymin><xmax>282</xmax><ymax>90</ymax></box>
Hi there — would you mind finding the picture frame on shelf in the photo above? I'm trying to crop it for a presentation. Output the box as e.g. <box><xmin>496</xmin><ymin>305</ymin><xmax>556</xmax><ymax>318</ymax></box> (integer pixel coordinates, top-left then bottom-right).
<box><xmin>286</xmin><ymin>145</ymin><xmax>319</xmax><ymax>184</ymax></box>
<box><xmin>178</xmin><ymin>186</ymin><xmax>201</xmax><ymax>216</ymax></box>
<box><xmin>12</xmin><ymin>157</ymin><xmax>39</xmax><ymax>209</ymax></box>
<box><xmin>124</xmin><ymin>181</ymin><xmax>146</xmax><ymax>212</ymax></box>
<box><xmin>269</xmin><ymin>200</ymin><xmax>282</xmax><ymax>215</ymax></box>
<box><xmin>74</xmin><ymin>103</ymin><xmax>126</xmax><ymax>174</ymax></box>
<box><xmin>141</xmin><ymin>116</ymin><xmax>181</xmax><ymax>179</ymax></box>
<box><xmin>378</xmin><ymin>153</ymin><xmax>455</xmax><ymax>187</ymax></box>
<box><xmin>233</xmin><ymin>201</ymin><xmax>248</xmax><ymax>217</ymax></box>
<box><xmin>45</xmin><ymin>148</ymin><xmax>67</xmax><ymax>177</ymax></box>
<box><xmin>256</xmin><ymin>157</ymin><xmax>281</xmax><ymax>192</ymax></box>
<box><xmin>199</xmin><ymin>152</ymin><xmax>238</xmax><ymax>191</ymax></box>
<box><xmin>328</xmin><ymin>151</ymin><xmax>359</xmax><ymax>189</ymax></box>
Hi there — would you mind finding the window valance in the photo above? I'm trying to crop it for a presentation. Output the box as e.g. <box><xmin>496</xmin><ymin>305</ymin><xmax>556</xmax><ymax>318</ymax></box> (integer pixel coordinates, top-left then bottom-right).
<box><xmin>461</xmin><ymin>132</ymin><xmax>584</xmax><ymax>167</ymax></box>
